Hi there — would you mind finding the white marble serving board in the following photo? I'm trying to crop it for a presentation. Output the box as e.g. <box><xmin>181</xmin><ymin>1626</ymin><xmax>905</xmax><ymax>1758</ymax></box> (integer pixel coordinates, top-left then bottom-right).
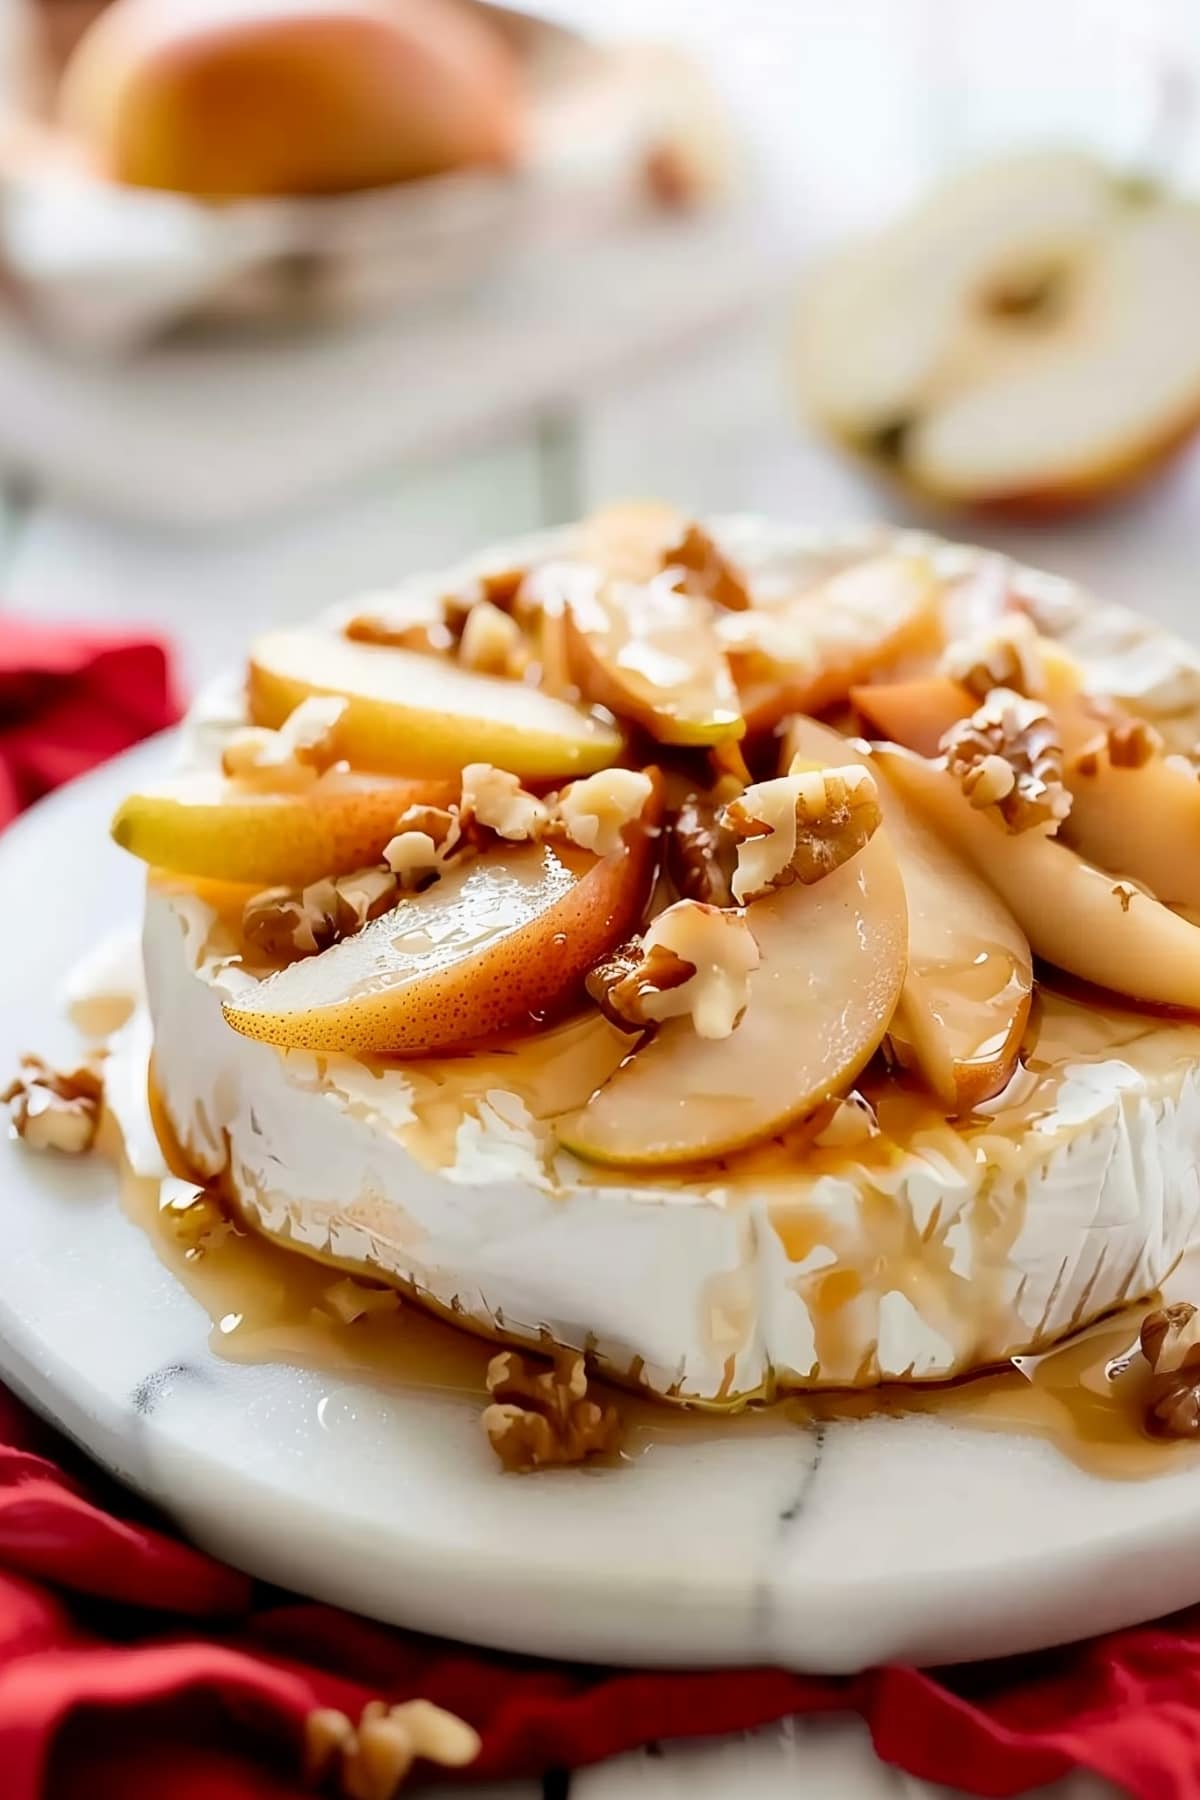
<box><xmin>4</xmin><ymin>737</ymin><xmax>1200</xmax><ymax>1677</ymax></box>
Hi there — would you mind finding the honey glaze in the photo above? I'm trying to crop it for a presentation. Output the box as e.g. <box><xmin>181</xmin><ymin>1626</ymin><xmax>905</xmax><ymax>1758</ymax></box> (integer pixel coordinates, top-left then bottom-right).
<box><xmin>116</xmin><ymin>1104</ymin><xmax>1198</xmax><ymax>1482</ymax></box>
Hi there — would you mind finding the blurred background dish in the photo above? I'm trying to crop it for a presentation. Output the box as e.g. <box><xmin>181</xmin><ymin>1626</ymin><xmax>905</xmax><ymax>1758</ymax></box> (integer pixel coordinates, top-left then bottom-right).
<box><xmin>0</xmin><ymin>0</ymin><xmax>733</xmax><ymax>346</ymax></box>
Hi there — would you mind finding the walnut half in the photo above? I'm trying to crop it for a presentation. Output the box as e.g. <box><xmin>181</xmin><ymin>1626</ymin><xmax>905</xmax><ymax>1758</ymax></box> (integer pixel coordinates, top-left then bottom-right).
<box><xmin>941</xmin><ymin>690</ymin><xmax>1071</xmax><ymax>833</ymax></box>
<box><xmin>2</xmin><ymin>1055</ymin><xmax>103</xmax><ymax>1154</ymax></box>
<box><xmin>481</xmin><ymin>1348</ymin><xmax>621</xmax><ymax>1472</ymax></box>
<box><xmin>1140</xmin><ymin>1302</ymin><xmax>1200</xmax><ymax>1439</ymax></box>
<box><xmin>721</xmin><ymin>762</ymin><xmax>882</xmax><ymax>904</ymax></box>
<box><xmin>587</xmin><ymin>899</ymin><xmax>760</xmax><ymax>1040</ymax></box>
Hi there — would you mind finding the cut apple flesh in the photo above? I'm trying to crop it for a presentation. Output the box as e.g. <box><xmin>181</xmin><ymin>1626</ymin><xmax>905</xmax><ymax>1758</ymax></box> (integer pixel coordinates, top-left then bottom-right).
<box><xmin>785</xmin><ymin>715</ymin><xmax>1032</xmax><ymax>1111</ymax></box>
<box><xmin>725</xmin><ymin>555</ymin><xmax>941</xmax><ymax>733</ymax></box>
<box><xmin>573</xmin><ymin>500</ymin><xmax>689</xmax><ymax>583</ymax></box>
<box><xmin>876</xmin><ymin>745</ymin><xmax>1200</xmax><ymax>1010</ymax></box>
<box><xmin>223</xmin><ymin>792</ymin><xmax>661</xmax><ymax>1055</ymax></box>
<box><xmin>560</xmin><ymin>567</ymin><xmax>744</xmax><ymax>746</ymax></box>
<box><xmin>111</xmin><ymin>770</ymin><xmax>452</xmax><ymax>887</ymax></box>
<box><xmin>559</xmin><ymin>831</ymin><xmax>907</xmax><ymax>1167</ymax></box>
<box><xmin>249</xmin><ymin>629</ymin><xmax>623</xmax><ymax>780</ymax></box>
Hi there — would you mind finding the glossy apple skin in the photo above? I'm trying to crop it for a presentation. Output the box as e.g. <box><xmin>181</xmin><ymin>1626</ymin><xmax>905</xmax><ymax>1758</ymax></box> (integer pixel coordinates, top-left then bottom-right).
<box><xmin>248</xmin><ymin>629</ymin><xmax>623</xmax><ymax>781</ymax></box>
<box><xmin>559</xmin><ymin>829</ymin><xmax>908</xmax><ymax>1168</ymax></box>
<box><xmin>111</xmin><ymin>769</ymin><xmax>453</xmax><ymax>887</ymax></box>
<box><xmin>223</xmin><ymin>779</ymin><xmax>663</xmax><ymax>1055</ymax></box>
<box><xmin>60</xmin><ymin>0</ymin><xmax>523</xmax><ymax>197</ymax></box>
<box><xmin>786</xmin><ymin>714</ymin><xmax>1032</xmax><ymax>1113</ymax></box>
<box><xmin>877</xmin><ymin>744</ymin><xmax>1200</xmax><ymax>1011</ymax></box>
<box><xmin>851</xmin><ymin>677</ymin><xmax>975</xmax><ymax>760</ymax></box>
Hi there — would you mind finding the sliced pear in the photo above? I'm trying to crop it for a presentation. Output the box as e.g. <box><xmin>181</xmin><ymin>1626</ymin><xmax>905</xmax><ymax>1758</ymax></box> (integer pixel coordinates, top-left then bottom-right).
<box><xmin>556</xmin><ymin>566</ymin><xmax>743</xmax><ymax>747</ymax></box>
<box><xmin>111</xmin><ymin>770</ymin><xmax>452</xmax><ymax>887</ymax></box>
<box><xmin>876</xmin><ymin>745</ymin><xmax>1200</xmax><ymax>1009</ymax></box>
<box><xmin>1063</xmin><ymin>745</ymin><xmax>1200</xmax><ymax>910</ymax></box>
<box><xmin>223</xmin><ymin>783</ymin><xmax>662</xmax><ymax>1055</ymax></box>
<box><xmin>559</xmin><ymin>831</ymin><xmax>907</xmax><ymax>1167</ymax></box>
<box><xmin>798</xmin><ymin>150</ymin><xmax>1200</xmax><ymax>514</ymax></box>
<box><xmin>853</xmin><ymin>648</ymin><xmax>1098</xmax><ymax>762</ymax></box>
<box><xmin>574</xmin><ymin>500</ymin><xmax>689</xmax><ymax>582</ymax></box>
<box><xmin>248</xmin><ymin>629</ymin><xmax>622</xmax><ymax>780</ymax></box>
<box><xmin>723</xmin><ymin>555</ymin><xmax>942</xmax><ymax>734</ymax></box>
<box><xmin>851</xmin><ymin>677</ymin><xmax>976</xmax><ymax>758</ymax></box>
<box><xmin>786</xmin><ymin>715</ymin><xmax>1032</xmax><ymax>1111</ymax></box>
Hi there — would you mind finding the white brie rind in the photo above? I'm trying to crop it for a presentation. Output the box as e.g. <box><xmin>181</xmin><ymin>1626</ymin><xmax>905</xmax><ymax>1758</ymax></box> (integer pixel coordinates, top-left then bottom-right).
<box><xmin>142</xmin><ymin>523</ymin><xmax>1200</xmax><ymax>1404</ymax></box>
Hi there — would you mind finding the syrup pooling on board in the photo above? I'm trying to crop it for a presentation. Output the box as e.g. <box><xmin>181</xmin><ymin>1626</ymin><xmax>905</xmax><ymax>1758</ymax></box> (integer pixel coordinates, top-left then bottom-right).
<box><xmin>118</xmin><ymin>1070</ymin><xmax>1200</xmax><ymax>1481</ymax></box>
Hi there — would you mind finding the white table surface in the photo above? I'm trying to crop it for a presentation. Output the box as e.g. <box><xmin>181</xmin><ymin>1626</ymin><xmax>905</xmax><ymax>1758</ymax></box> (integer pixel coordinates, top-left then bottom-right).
<box><xmin>3</xmin><ymin>2</ymin><xmax>1197</xmax><ymax>1793</ymax></box>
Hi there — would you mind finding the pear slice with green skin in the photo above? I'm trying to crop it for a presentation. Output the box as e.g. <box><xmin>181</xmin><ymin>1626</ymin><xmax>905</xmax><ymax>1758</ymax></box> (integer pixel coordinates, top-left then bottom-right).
<box><xmin>559</xmin><ymin>830</ymin><xmax>907</xmax><ymax>1168</ymax></box>
<box><xmin>786</xmin><ymin>715</ymin><xmax>1032</xmax><ymax>1112</ymax></box>
<box><xmin>248</xmin><ymin>629</ymin><xmax>623</xmax><ymax>780</ymax></box>
<box><xmin>725</xmin><ymin>555</ymin><xmax>943</xmax><ymax>735</ymax></box>
<box><xmin>558</xmin><ymin>565</ymin><xmax>744</xmax><ymax>747</ymax></box>
<box><xmin>876</xmin><ymin>744</ymin><xmax>1200</xmax><ymax>1009</ymax></box>
<box><xmin>223</xmin><ymin>777</ymin><xmax>663</xmax><ymax>1056</ymax></box>
<box><xmin>111</xmin><ymin>770</ymin><xmax>453</xmax><ymax>887</ymax></box>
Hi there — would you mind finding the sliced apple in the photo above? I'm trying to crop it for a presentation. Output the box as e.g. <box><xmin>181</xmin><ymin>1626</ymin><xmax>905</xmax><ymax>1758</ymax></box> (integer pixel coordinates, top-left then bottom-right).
<box><xmin>722</xmin><ymin>555</ymin><xmax>942</xmax><ymax>734</ymax></box>
<box><xmin>786</xmin><ymin>715</ymin><xmax>1032</xmax><ymax>1111</ymax></box>
<box><xmin>558</xmin><ymin>830</ymin><xmax>907</xmax><ymax>1167</ymax></box>
<box><xmin>223</xmin><ymin>781</ymin><xmax>662</xmax><ymax>1055</ymax></box>
<box><xmin>1063</xmin><ymin>744</ymin><xmax>1200</xmax><ymax>910</ymax></box>
<box><xmin>876</xmin><ymin>745</ymin><xmax>1200</xmax><ymax>1009</ymax></box>
<box><xmin>797</xmin><ymin>149</ymin><xmax>1200</xmax><ymax>515</ymax></box>
<box><xmin>110</xmin><ymin>770</ymin><xmax>452</xmax><ymax>888</ymax></box>
<box><xmin>248</xmin><ymin>629</ymin><xmax>623</xmax><ymax>780</ymax></box>
<box><xmin>558</xmin><ymin>566</ymin><xmax>743</xmax><ymax>747</ymax></box>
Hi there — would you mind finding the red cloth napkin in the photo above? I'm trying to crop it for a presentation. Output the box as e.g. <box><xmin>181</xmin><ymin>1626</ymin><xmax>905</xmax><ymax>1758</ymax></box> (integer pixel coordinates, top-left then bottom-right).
<box><xmin>2</xmin><ymin>619</ymin><xmax>1197</xmax><ymax>1799</ymax></box>
<box><xmin>0</xmin><ymin>618</ymin><xmax>180</xmax><ymax>826</ymax></box>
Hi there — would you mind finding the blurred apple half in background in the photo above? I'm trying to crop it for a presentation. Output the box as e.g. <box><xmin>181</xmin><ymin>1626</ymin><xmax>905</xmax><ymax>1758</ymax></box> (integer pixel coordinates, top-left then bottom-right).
<box><xmin>796</xmin><ymin>149</ymin><xmax>1200</xmax><ymax>518</ymax></box>
<box><xmin>57</xmin><ymin>0</ymin><xmax>524</xmax><ymax>196</ymax></box>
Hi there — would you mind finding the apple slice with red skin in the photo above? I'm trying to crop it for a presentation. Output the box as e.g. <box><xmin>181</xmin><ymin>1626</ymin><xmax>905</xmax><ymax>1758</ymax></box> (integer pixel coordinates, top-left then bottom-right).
<box><xmin>876</xmin><ymin>744</ymin><xmax>1200</xmax><ymax>1009</ymax></box>
<box><xmin>223</xmin><ymin>776</ymin><xmax>663</xmax><ymax>1056</ymax></box>
<box><xmin>786</xmin><ymin>715</ymin><xmax>1032</xmax><ymax>1112</ymax></box>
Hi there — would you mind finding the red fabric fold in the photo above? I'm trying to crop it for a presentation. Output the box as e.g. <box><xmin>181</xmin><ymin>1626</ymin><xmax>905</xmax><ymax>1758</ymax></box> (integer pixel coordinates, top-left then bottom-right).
<box><xmin>2</xmin><ymin>618</ymin><xmax>1196</xmax><ymax>1798</ymax></box>
<box><xmin>0</xmin><ymin>619</ymin><xmax>180</xmax><ymax>826</ymax></box>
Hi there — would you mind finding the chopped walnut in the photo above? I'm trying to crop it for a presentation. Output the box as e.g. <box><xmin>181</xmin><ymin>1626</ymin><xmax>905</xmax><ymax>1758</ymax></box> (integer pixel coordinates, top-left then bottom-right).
<box><xmin>666</xmin><ymin>791</ymin><xmax>735</xmax><ymax>906</ymax></box>
<box><xmin>1112</xmin><ymin>883</ymin><xmax>1136</xmax><ymax>914</ymax></box>
<box><xmin>344</xmin><ymin>589</ymin><xmax>454</xmax><ymax>655</ymax></box>
<box><xmin>1073</xmin><ymin>719</ymin><xmax>1164</xmax><ymax>776</ymax></box>
<box><xmin>243</xmin><ymin>865</ymin><xmax>398</xmax><ymax>962</ymax></box>
<box><xmin>160</xmin><ymin>1177</ymin><xmax>236</xmax><ymax>1258</ymax></box>
<box><xmin>942</xmin><ymin>690</ymin><xmax>1071</xmax><ymax>833</ymax></box>
<box><xmin>721</xmin><ymin>762</ymin><xmax>882</xmax><ymax>905</ymax></box>
<box><xmin>457</xmin><ymin>599</ymin><xmax>530</xmax><ymax>678</ymax></box>
<box><xmin>663</xmin><ymin>523</ymin><xmax>751</xmax><ymax>612</ymax></box>
<box><xmin>940</xmin><ymin>615</ymin><xmax>1044</xmax><ymax>700</ymax></box>
<box><xmin>2</xmin><ymin>1055</ymin><xmax>102</xmax><ymax>1154</ymax></box>
<box><xmin>305</xmin><ymin>1698</ymin><xmax>480</xmax><ymax>1798</ymax></box>
<box><xmin>481</xmin><ymin>1348</ymin><xmax>621</xmax><ymax>1471</ymax></box>
<box><xmin>814</xmin><ymin>1093</ymin><xmax>880</xmax><ymax>1149</ymax></box>
<box><xmin>1141</xmin><ymin>1302</ymin><xmax>1200</xmax><ymax>1439</ymax></box>
<box><xmin>222</xmin><ymin>696</ymin><xmax>347</xmax><ymax>792</ymax></box>
<box><xmin>319</xmin><ymin>1276</ymin><xmax>401</xmax><ymax>1325</ymax></box>
<box><xmin>459</xmin><ymin>764</ymin><xmax>548</xmax><ymax>842</ymax></box>
<box><xmin>588</xmin><ymin>899</ymin><xmax>760</xmax><ymax>1039</ymax></box>
<box><xmin>555</xmin><ymin>768</ymin><xmax>653</xmax><ymax>855</ymax></box>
